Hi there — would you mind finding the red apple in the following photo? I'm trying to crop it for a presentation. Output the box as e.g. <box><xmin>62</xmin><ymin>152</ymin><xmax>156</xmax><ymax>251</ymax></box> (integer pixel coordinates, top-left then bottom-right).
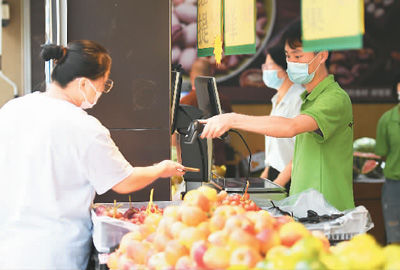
<box><xmin>126</xmin><ymin>240</ymin><xmax>152</xmax><ymax>265</ymax></box>
<box><xmin>180</xmin><ymin>205</ymin><xmax>207</xmax><ymax>227</ymax></box>
<box><xmin>175</xmin><ymin>255</ymin><xmax>195</xmax><ymax>270</ymax></box>
<box><xmin>203</xmin><ymin>246</ymin><xmax>230</xmax><ymax>269</ymax></box>
<box><xmin>164</xmin><ymin>240</ymin><xmax>188</xmax><ymax>266</ymax></box>
<box><xmin>183</xmin><ymin>189</ymin><xmax>210</xmax><ymax>212</ymax></box>
<box><xmin>256</xmin><ymin>228</ymin><xmax>281</xmax><ymax>254</ymax></box>
<box><xmin>224</xmin><ymin>214</ymin><xmax>255</xmax><ymax>234</ymax></box>
<box><xmin>229</xmin><ymin>228</ymin><xmax>260</xmax><ymax>252</ymax></box>
<box><xmin>274</xmin><ymin>215</ymin><xmax>294</xmax><ymax>230</ymax></box>
<box><xmin>208</xmin><ymin>230</ymin><xmax>229</xmax><ymax>246</ymax></box>
<box><xmin>230</xmin><ymin>246</ymin><xmax>262</xmax><ymax>268</ymax></box>
<box><xmin>279</xmin><ymin>221</ymin><xmax>310</xmax><ymax>247</ymax></box>
<box><xmin>190</xmin><ymin>240</ymin><xmax>208</xmax><ymax>268</ymax></box>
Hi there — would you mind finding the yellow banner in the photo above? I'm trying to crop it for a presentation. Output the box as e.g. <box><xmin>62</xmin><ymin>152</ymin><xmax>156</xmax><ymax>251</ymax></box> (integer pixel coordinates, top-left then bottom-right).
<box><xmin>302</xmin><ymin>0</ymin><xmax>364</xmax><ymax>40</ymax></box>
<box><xmin>197</xmin><ymin>0</ymin><xmax>222</xmax><ymax>52</ymax></box>
<box><xmin>224</xmin><ymin>0</ymin><xmax>256</xmax><ymax>48</ymax></box>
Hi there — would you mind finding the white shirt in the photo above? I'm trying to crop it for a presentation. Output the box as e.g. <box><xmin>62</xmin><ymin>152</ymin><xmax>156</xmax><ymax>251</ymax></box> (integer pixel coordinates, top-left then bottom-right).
<box><xmin>0</xmin><ymin>92</ymin><xmax>134</xmax><ymax>270</ymax></box>
<box><xmin>265</xmin><ymin>84</ymin><xmax>305</xmax><ymax>172</ymax></box>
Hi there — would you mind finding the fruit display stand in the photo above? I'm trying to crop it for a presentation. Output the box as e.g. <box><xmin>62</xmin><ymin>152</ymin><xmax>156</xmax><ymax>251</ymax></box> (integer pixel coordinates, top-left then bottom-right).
<box><xmin>100</xmin><ymin>186</ymin><xmax>399</xmax><ymax>270</ymax></box>
<box><xmin>92</xmin><ymin>201</ymin><xmax>180</xmax><ymax>253</ymax></box>
<box><xmin>91</xmin><ymin>201</ymin><xmax>180</xmax><ymax>269</ymax></box>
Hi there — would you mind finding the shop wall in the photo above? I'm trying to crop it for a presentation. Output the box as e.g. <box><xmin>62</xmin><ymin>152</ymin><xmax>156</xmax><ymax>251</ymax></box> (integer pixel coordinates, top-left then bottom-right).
<box><xmin>66</xmin><ymin>0</ymin><xmax>171</xmax><ymax>202</ymax></box>
<box><xmin>0</xmin><ymin>0</ymin><xmax>23</xmax><ymax>106</ymax></box>
<box><xmin>230</xmin><ymin>103</ymin><xmax>396</xmax><ymax>159</ymax></box>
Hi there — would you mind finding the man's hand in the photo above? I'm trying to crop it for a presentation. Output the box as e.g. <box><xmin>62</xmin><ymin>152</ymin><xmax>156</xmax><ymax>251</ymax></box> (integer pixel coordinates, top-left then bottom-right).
<box><xmin>198</xmin><ymin>113</ymin><xmax>235</xmax><ymax>139</ymax></box>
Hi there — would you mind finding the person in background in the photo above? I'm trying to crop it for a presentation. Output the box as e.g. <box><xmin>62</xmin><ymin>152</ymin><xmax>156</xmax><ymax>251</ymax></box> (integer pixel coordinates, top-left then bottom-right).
<box><xmin>0</xmin><ymin>40</ymin><xmax>185</xmax><ymax>270</ymax></box>
<box><xmin>180</xmin><ymin>58</ymin><xmax>233</xmax><ymax>167</ymax></box>
<box><xmin>199</xmin><ymin>21</ymin><xmax>355</xmax><ymax>211</ymax></box>
<box><xmin>375</xmin><ymin>75</ymin><xmax>400</xmax><ymax>244</ymax></box>
<box><xmin>259</xmin><ymin>43</ymin><xmax>304</xmax><ymax>192</ymax></box>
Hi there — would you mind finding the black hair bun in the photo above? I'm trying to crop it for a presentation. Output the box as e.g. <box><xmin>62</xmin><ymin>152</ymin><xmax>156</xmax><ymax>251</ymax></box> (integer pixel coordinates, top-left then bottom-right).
<box><xmin>40</xmin><ymin>44</ymin><xmax>65</xmax><ymax>61</ymax></box>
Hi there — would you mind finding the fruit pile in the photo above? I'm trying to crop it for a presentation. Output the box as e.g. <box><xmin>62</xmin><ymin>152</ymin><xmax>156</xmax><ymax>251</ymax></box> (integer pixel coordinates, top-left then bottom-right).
<box><xmin>106</xmin><ymin>186</ymin><xmax>318</xmax><ymax>269</ymax></box>
<box><xmin>94</xmin><ymin>201</ymin><xmax>163</xmax><ymax>225</ymax></box>
<box><xmin>218</xmin><ymin>192</ymin><xmax>260</xmax><ymax>211</ymax></box>
<box><xmin>106</xmin><ymin>186</ymin><xmax>399</xmax><ymax>270</ymax></box>
<box><xmin>256</xmin><ymin>233</ymin><xmax>400</xmax><ymax>270</ymax></box>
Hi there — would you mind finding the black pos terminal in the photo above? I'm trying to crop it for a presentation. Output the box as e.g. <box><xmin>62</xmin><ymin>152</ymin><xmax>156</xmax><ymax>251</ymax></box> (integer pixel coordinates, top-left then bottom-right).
<box><xmin>171</xmin><ymin>72</ymin><xmax>286</xmax><ymax>201</ymax></box>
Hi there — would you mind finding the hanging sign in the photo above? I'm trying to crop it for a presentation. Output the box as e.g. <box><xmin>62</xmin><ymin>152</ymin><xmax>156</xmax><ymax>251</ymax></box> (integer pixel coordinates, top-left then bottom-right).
<box><xmin>302</xmin><ymin>0</ymin><xmax>364</xmax><ymax>51</ymax></box>
<box><xmin>224</xmin><ymin>0</ymin><xmax>256</xmax><ymax>55</ymax></box>
<box><xmin>197</xmin><ymin>0</ymin><xmax>223</xmax><ymax>58</ymax></box>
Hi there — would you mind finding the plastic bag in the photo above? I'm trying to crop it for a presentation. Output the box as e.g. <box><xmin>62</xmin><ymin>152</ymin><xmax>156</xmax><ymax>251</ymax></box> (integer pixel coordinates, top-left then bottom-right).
<box><xmin>266</xmin><ymin>188</ymin><xmax>341</xmax><ymax>218</ymax></box>
<box><xmin>264</xmin><ymin>188</ymin><xmax>374</xmax><ymax>241</ymax></box>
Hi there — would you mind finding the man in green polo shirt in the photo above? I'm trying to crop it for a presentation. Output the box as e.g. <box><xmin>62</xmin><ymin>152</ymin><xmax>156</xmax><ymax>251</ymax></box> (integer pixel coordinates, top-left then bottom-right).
<box><xmin>199</xmin><ymin>21</ymin><xmax>355</xmax><ymax>211</ymax></box>
<box><xmin>375</xmin><ymin>80</ymin><xmax>400</xmax><ymax>244</ymax></box>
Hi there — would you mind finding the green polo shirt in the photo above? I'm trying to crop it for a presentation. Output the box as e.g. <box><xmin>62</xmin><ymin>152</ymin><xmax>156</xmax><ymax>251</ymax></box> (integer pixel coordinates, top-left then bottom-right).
<box><xmin>375</xmin><ymin>105</ymin><xmax>400</xmax><ymax>180</ymax></box>
<box><xmin>290</xmin><ymin>75</ymin><xmax>355</xmax><ymax>211</ymax></box>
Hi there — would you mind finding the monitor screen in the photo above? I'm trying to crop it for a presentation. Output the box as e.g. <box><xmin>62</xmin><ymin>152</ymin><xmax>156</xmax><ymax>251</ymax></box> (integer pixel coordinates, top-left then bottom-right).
<box><xmin>194</xmin><ymin>76</ymin><xmax>223</xmax><ymax>118</ymax></box>
<box><xmin>170</xmin><ymin>70</ymin><xmax>182</xmax><ymax>134</ymax></box>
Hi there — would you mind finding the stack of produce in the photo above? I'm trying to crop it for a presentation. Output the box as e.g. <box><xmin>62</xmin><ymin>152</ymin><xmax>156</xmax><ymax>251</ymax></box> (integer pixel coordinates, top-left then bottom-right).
<box><xmin>105</xmin><ymin>186</ymin><xmax>400</xmax><ymax>270</ymax></box>
<box><xmin>256</xmin><ymin>233</ymin><xmax>400</xmax><ymax>270</ymax></box>
<box><xmin>106</xmin><ymin>186</ymin><xmax>321</xmax><ymax>269</ymax></box>
<box><xmin>94</xmin><ymin>202</ymin><xmax>163</xmax><ymax>225</ymax></box>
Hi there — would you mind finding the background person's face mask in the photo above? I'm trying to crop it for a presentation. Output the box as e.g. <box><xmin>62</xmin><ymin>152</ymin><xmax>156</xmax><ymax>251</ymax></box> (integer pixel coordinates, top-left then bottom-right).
<box><xmin>263</xmin><ymin>70</ymin><xmax>284</xmax><ymax>90</ymax></box>
<box><xmin>79</xmin><ymin>79</ymin><xmax>102</xmax><ymax>109</ymax></box>
<box><xmin>286</xmin><ymin>53</ymin><xmax>321</xmax><ymax>85</ymax></box>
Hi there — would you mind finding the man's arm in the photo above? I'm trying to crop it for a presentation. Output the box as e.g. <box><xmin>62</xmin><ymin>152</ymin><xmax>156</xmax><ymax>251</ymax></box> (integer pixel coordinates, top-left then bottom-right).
<box><xmin>112</xmin><ymin>160</ymin><xmax>185</xmax><ymax>194</ymax></box>
<box><xmin>199</xmin><ymin>112</ymin><xmax>318</xmax><ymax>139</ymax></box>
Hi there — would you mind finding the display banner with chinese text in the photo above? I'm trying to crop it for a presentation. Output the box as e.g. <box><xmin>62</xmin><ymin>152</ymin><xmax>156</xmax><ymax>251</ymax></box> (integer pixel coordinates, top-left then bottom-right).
<box><xmin>302</xmin><ymin>0</ymin><xmax>364</xmax><ymax>51</ymax></box>
<box><xmin>224</xmin><ymin>0</ymin><xmax>256</xmax><ymax>55</ymax></box>
<box><xmin>197</xmin><ymin>0</ymin><xmax>223</xmax><ymax>57</ymax></box>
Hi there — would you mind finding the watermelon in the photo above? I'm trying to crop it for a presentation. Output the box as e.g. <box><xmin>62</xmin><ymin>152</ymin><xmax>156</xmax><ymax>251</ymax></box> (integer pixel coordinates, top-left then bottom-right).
<box><xmin>353</xmin><ymin>137</ymin><xmax>376</xmax><ymax>153</ymax></box>
<box><xmin>361</xmin><ymin>160</ymin><xmax>378</xmax><ymax>174</ymax></box>
<box><xmin>353</xmin><ymin>137</ymin><xmax>383</xmax><ymax>179</ymax></box>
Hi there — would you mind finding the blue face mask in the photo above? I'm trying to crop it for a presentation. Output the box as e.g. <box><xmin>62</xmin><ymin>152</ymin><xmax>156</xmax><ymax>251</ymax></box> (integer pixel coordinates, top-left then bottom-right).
<box><xmin>262</xmin><ymin>70</ymin><xmax>284</xmax><ymax>90</ymax></box>
<box><xmin>286</xmin><ymin>53</ymin><xmax>321</xmax><ymax>85</ymax></box>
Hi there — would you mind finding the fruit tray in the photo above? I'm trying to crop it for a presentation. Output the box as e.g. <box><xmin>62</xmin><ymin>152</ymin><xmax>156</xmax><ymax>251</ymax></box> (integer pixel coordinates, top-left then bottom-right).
<box><xmin>304</xmin><ymin>205</ymin><xmax>374</xmax><ymax>241</ymax></box>
<box><xmin>264</xmin><ymin>189</ymin><xmax>374</xmax><ymax>242</ymax></box>
<box><xmin>91</xmin><ymin>201</ymin><xmax>180</xmax><ymax>253</ymax></box>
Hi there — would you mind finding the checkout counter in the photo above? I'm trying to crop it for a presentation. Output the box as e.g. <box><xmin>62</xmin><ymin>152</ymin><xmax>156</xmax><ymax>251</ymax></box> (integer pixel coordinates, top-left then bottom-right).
<box><xmin>172</xmin><ymin>73</ymin><xmax>287</xmax><ymax>201</ymax></box>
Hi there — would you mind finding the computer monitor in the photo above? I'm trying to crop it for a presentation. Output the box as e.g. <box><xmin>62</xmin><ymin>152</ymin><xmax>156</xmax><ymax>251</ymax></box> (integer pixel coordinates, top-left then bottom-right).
<box><xmin>170</xmin><ymin>70</ymin><xmax>182</xmax><ymax>134</ymax></box>
<box><xmin>194</xmin><ymin>76</ymin><xmax>223</xmax><ymax>118</ymax></box>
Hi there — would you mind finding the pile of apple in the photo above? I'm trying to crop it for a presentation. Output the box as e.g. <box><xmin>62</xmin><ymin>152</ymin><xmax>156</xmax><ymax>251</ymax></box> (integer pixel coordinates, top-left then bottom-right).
<box><xmin>106</xmin><ymin>186</ymin><xmax>331</xmax><ymax>270</ymax></box>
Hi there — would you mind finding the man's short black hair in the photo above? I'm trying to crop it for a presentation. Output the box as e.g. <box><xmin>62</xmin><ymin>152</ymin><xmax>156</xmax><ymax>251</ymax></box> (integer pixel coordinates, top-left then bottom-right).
<box><xmin>282</xmin><ymin>20</ymin><xmax>302</xmax><ymax>50</ymax></box>
<box><xmin>282</xmin><ymin>20</ymin><xmax>331</xmax><ymax>68</ymax></box>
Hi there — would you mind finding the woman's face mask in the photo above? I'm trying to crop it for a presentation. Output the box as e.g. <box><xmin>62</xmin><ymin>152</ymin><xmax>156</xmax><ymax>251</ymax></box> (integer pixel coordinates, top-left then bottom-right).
<box><xmin>262</xmin><ymin>70</ymin><xmax>284</xmax><ymax>90</ymax></box>
<box><xmin>286</xmin><ymin>53</ymin><xmax>321</xmax><ymax>85</ymax></box>
<box><xmin>79</xmin><ymin>79</ymin><xmax>102</xmax><ymax>109</ymax></box>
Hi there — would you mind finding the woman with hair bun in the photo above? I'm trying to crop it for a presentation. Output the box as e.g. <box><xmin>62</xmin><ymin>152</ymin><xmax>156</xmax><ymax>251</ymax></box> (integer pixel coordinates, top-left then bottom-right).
<box><xmin>0</xmin><ymin>40</ymin><xmax>185</xmax><ymax>270</ymax></box>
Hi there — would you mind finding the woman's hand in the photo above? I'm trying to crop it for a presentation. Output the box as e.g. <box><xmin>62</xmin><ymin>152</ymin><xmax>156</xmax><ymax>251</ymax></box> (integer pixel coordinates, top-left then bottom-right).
<box><xmin>154</xmin><ymin>160</ymin><xmax>185</xmax><ymax>178</ymax></box>
<box><xmin>198</xmin><ymin>113</ymin><xmax>235</xmax><ymax>139</ymax></box>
